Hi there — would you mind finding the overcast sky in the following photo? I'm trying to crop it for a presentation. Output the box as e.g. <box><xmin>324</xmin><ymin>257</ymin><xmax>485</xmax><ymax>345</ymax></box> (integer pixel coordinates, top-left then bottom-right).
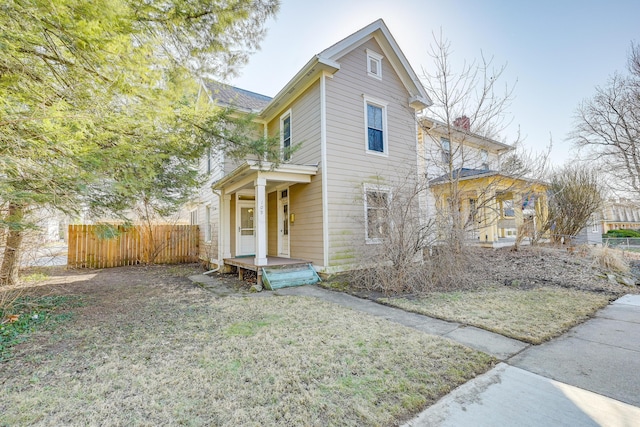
<box><xmin>230</xmin><ymin>0</ymin><xmax>639</xmax><ymax>165</ymax></box>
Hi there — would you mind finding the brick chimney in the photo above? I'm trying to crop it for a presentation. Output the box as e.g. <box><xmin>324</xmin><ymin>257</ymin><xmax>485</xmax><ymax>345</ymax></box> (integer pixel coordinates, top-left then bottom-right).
<box><xmin>453</xmin><ymin>115</ymin><xmax>471</xmax><ymax>131</ymax></box>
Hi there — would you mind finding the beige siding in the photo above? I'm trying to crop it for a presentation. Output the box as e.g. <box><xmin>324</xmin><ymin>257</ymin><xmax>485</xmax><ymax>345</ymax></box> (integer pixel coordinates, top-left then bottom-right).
<box><xmin>266</xmin><ymin>81</ymin><xmax>322</xmax><ymax>166</ymax></box>
<box><xmin>324</xmin><ymin>38</ymin><xmax>419</xmax><ymax>270</ymax></box>
<box><xmin>264</xmin><ymin>80</ymin><xmax>324</xmax><ymax>265</ymax></box>
<box><xmin>289</xmin><ymin>180</ymin><xmax>323</xmax><ymax>265</ymax></box>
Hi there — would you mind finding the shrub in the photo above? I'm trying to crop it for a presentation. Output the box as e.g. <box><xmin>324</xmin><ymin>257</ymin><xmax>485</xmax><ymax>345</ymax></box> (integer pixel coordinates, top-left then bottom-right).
<box><xmin>606</xmin><ymin>229</ymin><xmax>640</xmax><ymax>238</ymax></box>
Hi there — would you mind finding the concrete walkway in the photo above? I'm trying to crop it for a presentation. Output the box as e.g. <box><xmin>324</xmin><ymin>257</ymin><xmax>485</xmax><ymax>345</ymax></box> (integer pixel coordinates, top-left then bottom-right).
<box><xmin>275</xmin><ymin>285</ymin><xmax>527</xmax><ymax>360</ymax></box>
<box><xmin>191</xmin><ymin>275</ymin><xmax>640</xmax><ymax>425</ymax></box>
<box><xmin>278</xmin><ymin>286</ymin><xmax>640</xmax><ymax>426</ymax></box>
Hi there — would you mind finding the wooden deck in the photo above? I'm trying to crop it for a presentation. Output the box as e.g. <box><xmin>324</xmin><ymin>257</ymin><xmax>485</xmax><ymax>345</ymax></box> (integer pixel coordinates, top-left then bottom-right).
<box><xmin>223</xmin><ymin>256</ymin><xmax>311</xmax><ymax>285</ymax></box>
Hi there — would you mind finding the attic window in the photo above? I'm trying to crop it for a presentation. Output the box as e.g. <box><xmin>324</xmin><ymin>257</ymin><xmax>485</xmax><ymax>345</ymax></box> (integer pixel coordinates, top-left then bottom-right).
<box><xmin>366</xmin><ymin>49</ymin><xmax>383</xmax><ymax>80</ymax></box>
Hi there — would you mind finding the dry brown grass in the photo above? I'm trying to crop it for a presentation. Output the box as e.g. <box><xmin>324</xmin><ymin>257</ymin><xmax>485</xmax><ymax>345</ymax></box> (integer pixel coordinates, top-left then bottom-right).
<box><xmin>590</xmin><ymin>245</ymin><xmax>631</xmax><ymax>274</ymax></box>
<box><xmin>0</xmin><ymin>266</ymin><xmax>494</xmax><ymax>426</ymax></box>
<box><xmin>382</xmin><ymin>286</ymin><xmax>613</xmax><ymax>344</ymax></box>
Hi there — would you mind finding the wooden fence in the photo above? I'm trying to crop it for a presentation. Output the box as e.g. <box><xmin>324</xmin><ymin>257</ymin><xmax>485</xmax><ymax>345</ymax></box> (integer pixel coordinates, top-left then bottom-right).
<box><xmin>68</xmin><ymin>224</ymin><xmax>199</xmax><ymax>268</ymax></box>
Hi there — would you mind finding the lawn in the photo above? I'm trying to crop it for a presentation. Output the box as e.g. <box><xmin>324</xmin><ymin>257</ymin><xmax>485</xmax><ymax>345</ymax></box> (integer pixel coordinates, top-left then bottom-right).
<box><xmin>381</xmin><ymin>286</ymin><xmax>613</xmax><ymax>344</ymax></box>
<box><xmin>0</xmin><ymin>266</ymin><xmax>494</xmax><ymax>426</ymax></box>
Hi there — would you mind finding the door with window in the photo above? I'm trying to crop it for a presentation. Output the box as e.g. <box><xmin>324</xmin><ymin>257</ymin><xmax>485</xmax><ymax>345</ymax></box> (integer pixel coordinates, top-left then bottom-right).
<box><xmin>237</xmin><ymin>201</ymin><xmax>255</xmax><ymax>256</ymax></box>
<box><xmin>278</xmin><ymin>189</ymin><xmax>290</xmax><ymax>257</ymax></box>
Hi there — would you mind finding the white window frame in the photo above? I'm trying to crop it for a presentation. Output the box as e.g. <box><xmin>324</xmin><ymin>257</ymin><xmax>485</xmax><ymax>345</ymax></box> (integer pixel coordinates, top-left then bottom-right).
<box><xmin>204</xmin><ymin>205</ymin><xmax>212</xmax><ymax>242</ymax></box>
<box><xmin>441</xmin><ymin>137</ymin><xmax>451</xmax><ymax>163</ymax></box>
<box><xmin>480</xmin><ymin>149</ymin><xmax>488</xmax><ymax>169</ymax></box>
<box><xmin>280</xmin><ymin>109</ymin><xmax>292</xmax><ymax>162</ymax></box>
<box><xmin>591</xmin><ymin>219</ymin><xmax>599</xmax><ymax>233</ymax></box>
<box><xmin>189</xmin><ymin>209</ymin><xmax>198</xmax><ymax>226</ymax></box>
<box><xmin>364</xmin><ymin>184</ymin><xmax>391</xmax><ymax>244</ymax></box>
<box><xmin>366</xmin><ymin>49</ymin><xmax>383</xmax><ymax>80</ymax></box>
<box><xmin>363</xmin><ymin>96</ymin><xmax>388</xmax><ymax>156</ymax></box>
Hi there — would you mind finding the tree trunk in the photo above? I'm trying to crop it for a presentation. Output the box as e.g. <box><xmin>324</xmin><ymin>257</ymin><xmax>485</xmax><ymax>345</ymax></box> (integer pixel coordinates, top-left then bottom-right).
<box><xmin>0</xmin><ymin>203</ymin><xmax>26</xmax><ymax>287</ymax></box>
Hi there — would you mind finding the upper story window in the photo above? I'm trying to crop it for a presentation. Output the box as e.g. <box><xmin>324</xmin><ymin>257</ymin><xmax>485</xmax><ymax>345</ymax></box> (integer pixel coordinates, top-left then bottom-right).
<box><xmin>364</xmin><ymin>185</ymin><xmax>390</xmax><ymax>243</ymax></box>
<box><xmin>206</xmin><ymin>146</ymin><xmax>212</xmax><ymax>174</ymax></box>
<box><xmin>441</xmin><ymin>137</ymin><xmax>451</xmax><ymax>163</ymax></box>
<box><xmin>480</xmin><ymin>149</ymin><xmax>489</xmax><ymax>169</ymax></box>
<box><xmin>280</xmin><ymin>110</ymin><xmax>292</xmax><ymax>162</ymax></box>
<box><xmin>366</xmin><ymin>49</ymin><xmax>383</xmax><ymax>80</ymax></box>
<box><xmin>364</xmin><ymin>97</ymin><xmax>387</xmax><ymax>155</ymax></box>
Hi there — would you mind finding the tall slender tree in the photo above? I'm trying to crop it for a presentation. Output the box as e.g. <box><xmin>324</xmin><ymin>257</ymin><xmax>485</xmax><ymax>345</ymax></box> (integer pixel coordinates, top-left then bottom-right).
<box><xmin>0</xmin><ymin>0</ymin><xmax>280</xmax><ymax>285</ymax></box>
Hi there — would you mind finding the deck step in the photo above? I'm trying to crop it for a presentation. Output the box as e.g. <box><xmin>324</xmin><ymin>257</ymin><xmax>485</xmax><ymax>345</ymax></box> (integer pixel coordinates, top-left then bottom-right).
<box><xmin>261</xmin><ymin>263</ymin><xmax>321</xmax><ymax>290</ymax></box>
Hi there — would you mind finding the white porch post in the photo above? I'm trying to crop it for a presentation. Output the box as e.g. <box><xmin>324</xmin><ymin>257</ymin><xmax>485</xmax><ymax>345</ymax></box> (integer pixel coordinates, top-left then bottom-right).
<box><xmin>221</xmin><ymin>194</ymin><xmax>231</xmax><ymax>259</ymax></box>
<box><xmin>255</xmin><ymin>177</ymin><xmax>268</xmax><ymax>266</ymax></box>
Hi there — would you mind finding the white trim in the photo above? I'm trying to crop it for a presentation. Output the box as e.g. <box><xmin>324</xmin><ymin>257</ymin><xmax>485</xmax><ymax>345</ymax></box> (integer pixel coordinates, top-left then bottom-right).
<box><xmin>363</xmin><ymin>183</ymin><xmax>391</xmax><ymax>244</ymax></box>
<box><xmin>366</xmin><ymin>49</ymin><xmax>383</xmax><ymax>80</ymax></box>
<box><xmin>320</xmin><ymin>73</ymin><xmax>330</xmax><ymax>268</ymax></box>
<box><xmin>363</xmin><ymin>95</ymin><xmax>388</xmax><ymax>157</ymax></box>
<box><xmin>277</xmin><ymin>187</ymin><xmax>290</xmax><ymax>257</ymax></box>
<box><xmin>254</xmin><ymin>178</ymin><xmax>267</xmax><ymax>265</ymax></box>
<box><xmin>280</xmin><ymin>109</ymin><xmax>292</xmax><ymax>162</ymax></box>
<box><xmin>236</xmin><ymin>199</ymin><xmax>256</xmax><ymax>257</ymax></box>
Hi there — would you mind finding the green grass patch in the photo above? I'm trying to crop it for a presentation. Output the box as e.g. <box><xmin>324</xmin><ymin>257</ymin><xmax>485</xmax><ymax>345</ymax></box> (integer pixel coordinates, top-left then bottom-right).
<box><xmin>382</xmin><ymin>286</ymin><xmax>612</xmax><ymax>344</ymax></box>
<box><xmin>1</xmin><ymin>295</ymin><xmax>83</xmax><ymax>361</ymax></box>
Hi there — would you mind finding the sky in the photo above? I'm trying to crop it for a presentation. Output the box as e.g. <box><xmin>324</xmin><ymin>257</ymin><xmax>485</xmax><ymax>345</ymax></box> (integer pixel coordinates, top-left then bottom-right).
<box><xmin>231</xmin><ymin>0</ymin><xmax>640</xmax><ymax>165</ymax></box>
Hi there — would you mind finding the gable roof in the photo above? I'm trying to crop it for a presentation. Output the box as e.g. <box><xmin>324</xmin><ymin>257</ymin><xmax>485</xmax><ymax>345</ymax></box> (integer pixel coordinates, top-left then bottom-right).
<box><xmin>319</xmin><ymin>19</ymin><xmax>431</xmax><ymax>110</ymax></box>
<box><xmin>260</xmin><ymin>18</ymin><xmax>432</xmax><ymax>121</ymax></box>
<box><xmin>203</xmin><ymin>81</ymin><xmax>272</xmax><ymax>113</ymax></box>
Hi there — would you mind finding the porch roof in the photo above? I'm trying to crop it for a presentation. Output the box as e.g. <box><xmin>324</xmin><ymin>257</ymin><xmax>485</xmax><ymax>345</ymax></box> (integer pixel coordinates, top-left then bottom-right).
<box><xmin>212</xmin><ymin>160</ymin><xmax>318</xmax><ymax>194</ymax></box>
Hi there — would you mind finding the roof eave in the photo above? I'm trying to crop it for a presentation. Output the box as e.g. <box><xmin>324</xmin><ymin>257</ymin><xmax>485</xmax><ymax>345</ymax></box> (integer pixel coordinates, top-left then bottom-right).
<box><xmin>259</xmin><ymin>56</ymin><xmax>340</xmax><ymax>121</ymax></box>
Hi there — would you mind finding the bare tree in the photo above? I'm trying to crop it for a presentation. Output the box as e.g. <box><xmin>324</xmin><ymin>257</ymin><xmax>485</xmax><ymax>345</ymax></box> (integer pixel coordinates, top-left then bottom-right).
<box><xmin>419</xmin><ymin>32</ymin><xmax>549</xmax><ymax>251</ymax></box>
<box><xmin>571</xmin><ymin>43</ymin><xmax>640</xmax><ymax>197</ymax></box>
<box><xmin>541</xmin><ymin>165</ymin><xmax>604</xmax><ymax>243</ymax></box>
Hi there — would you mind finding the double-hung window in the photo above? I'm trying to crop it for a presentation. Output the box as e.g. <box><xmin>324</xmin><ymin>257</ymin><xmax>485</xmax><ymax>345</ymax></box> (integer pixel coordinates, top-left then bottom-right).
<box><xmin>365</xmin><ymin>98</ymin><xmax>387</xmax><ymax>155</ymax></box>
<box><xmin>365</xmin><ymin>185</ymin><xmax>390</xmax><ymax>243</ymax></box>
<box><xmin>366</xmin><ymin>49</ymin><xmax>383</xmax><ymax>80</ymax></box>
<box><xmin>441</xmin><ymin>137</ymin><xmax>451</xmax><ymax>163</ymax></box>
<box><xmin>281</xmin><ymin>111</ymin><xmax>291</xmax><ymax>162</ymax></box>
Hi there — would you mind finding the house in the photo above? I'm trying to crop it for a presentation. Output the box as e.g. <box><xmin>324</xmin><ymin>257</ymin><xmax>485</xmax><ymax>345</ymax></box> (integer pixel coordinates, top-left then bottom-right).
<box><xmin>419</xmin><ymin>117</ymin><xmax>549</xmax><ymax>247</ymax></box>
<box><xmin>600</xmin><ymin>199</ymin><xmax>640</xmax><ymax>233</ymax></box>
<box><xmin>191</xmin><ymin>19</ymin><xmax>431</xmax><ymax>278</ymax></box>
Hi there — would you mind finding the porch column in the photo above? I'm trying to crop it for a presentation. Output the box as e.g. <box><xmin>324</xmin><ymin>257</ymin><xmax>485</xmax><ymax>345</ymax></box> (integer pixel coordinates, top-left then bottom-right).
<box><xmin>221</xmin><ymin>194</ymin><xmax>231</xmax><ymax>259</ymax></box>
<box><xmin>514</xmin><ymin>193</ymin><xmax>523</xmax><ymax>239</ymax></box>
<box><xmin>254</xmin><ymin>177</ymin><xmax>268</xmax><ymax>266</ymax></box>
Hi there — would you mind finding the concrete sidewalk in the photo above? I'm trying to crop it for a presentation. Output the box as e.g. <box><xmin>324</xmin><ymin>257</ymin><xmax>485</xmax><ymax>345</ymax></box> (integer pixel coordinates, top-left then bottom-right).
<box><xmin>405</xmin><ymin>294</ymin><xmax>640</xmax><ymax>426</ymax></box>
<box><xmin>192</xmin><ymin>276</ymin><xmax>640</xmax><ymax>425</ymax></box>
<box><xmin>276</xmin><ymin>285</ymin><xmax>528</xmax><ymax>360</ymax></box>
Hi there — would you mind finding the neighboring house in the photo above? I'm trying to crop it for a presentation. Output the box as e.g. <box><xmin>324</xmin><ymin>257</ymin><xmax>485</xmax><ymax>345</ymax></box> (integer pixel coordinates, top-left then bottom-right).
<box><xmin>574</xmin><ymin>213</ymin><xmax>603</xmax><ymax>245</ymax></box>
<box><xmin>419</xmin><ymin>118</ymin><xmax>549</xmax><ymax>247</ymax></box>
<box><xmin>193</xmin><ymin>19</ymin><xmax>431</xmax><ymax>276</ymax></box>
<box><xmin>600</xmin><ymin>199</ymin><xmax>640</xmax><ymax>233</ymax></box>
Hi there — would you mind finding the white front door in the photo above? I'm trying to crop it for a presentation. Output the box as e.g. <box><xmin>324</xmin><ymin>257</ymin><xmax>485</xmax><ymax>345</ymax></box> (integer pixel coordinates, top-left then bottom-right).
<box><xmin>237</xmin><ymin>201</ymin><xmax>255</xmax><ymax>256</ymax></box>
<box><xmin>278</xmin><ymin>189</ymin><xmax>290</xmax><ymax>257</ymax></box>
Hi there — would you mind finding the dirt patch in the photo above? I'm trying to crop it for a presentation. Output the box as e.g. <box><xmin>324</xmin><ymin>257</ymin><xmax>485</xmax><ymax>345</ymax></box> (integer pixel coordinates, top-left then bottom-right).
<box><xmin>464</xmin><ymin>246</ymin><xmax>639</xmax><ymax>295</ymax></box>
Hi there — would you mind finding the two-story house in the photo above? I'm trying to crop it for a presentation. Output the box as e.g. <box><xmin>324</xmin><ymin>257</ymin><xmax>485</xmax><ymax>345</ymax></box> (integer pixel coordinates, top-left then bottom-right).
<box><xmin>419</xmin><ymin>117</ymin><xmax>549</xmax><ymax>247</ymax></box>
<box><xmin>191</xmin><ymin>19</ymin><xmax>431</xmax><ymax>280</ymax></box>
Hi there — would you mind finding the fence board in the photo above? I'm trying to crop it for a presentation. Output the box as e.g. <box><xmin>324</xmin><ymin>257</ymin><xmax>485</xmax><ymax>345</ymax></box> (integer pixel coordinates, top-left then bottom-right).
<box><xmin>67</xmin><ymin>224</ymin><xmax>199</xmax><ymax>268</ymax></box>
